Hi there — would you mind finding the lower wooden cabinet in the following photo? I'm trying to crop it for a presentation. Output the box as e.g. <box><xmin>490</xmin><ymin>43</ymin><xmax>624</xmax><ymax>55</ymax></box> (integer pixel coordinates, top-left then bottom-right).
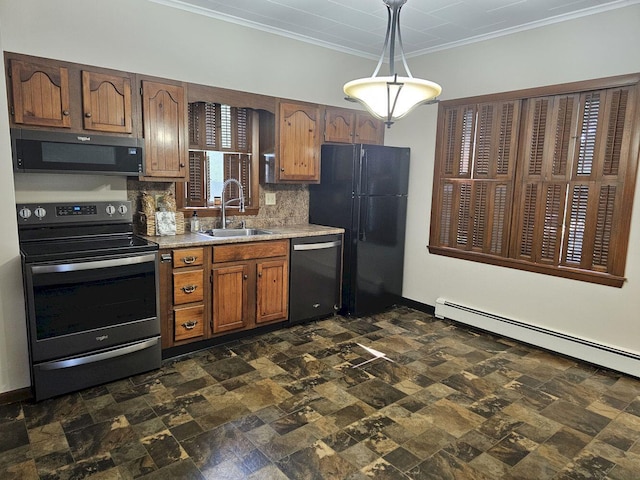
<box><xmin>174</xmin><ymin>305</ymin><xmax>205</xmax><ymax>342</ymax></box>
<box><xmin>212</xmin><ymin>263</ymin><xmax>249</xmax><ymax>333</ymax></box>
<box><xmin>159</xmin><ymin>240</ymin><xmax>289</xmax><ymax>350</ymax></box>
<box><xmin>256</xmin><ymin>259</ymin><xmax>288</xmax><ymax>324</ymax></box>
<box><xmin>212</xmin><ymin>240</ymin><xmax>289</xmax><ymax>334</ymax></box>
<box><xmin>159</xmin><ymin>246</ymin><xmax>209</xmax><ymax>348</ymax></box>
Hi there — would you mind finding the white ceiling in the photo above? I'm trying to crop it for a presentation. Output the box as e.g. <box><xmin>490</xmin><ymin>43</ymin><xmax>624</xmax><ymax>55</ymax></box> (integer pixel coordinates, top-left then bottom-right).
<box><xmin>149</xmin><ymin>0</ymin><xmax>638</xmax><ymax>59</ymax></box>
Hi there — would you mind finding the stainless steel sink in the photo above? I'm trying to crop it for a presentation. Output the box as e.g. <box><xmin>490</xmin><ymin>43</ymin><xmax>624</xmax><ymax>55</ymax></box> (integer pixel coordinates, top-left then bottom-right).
<box><xmin>203</xmin><ymin>228</ymin><xmax>273</xmax><ymax>238</ymax></box>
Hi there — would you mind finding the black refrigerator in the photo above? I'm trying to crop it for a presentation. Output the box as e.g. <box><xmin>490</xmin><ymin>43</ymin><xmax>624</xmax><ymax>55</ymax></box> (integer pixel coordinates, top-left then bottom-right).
<box><xmin>309</xmin><ymin>144</ymin><xmax>410</xmax><ymax>317</ymax></box>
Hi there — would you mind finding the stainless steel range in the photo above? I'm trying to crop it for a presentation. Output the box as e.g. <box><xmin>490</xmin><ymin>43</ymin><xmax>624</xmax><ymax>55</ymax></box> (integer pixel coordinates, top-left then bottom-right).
<box><xmin>17</xmin><ymin>201</ymin><xmax>161</xmax><ymax>401</ymax></box>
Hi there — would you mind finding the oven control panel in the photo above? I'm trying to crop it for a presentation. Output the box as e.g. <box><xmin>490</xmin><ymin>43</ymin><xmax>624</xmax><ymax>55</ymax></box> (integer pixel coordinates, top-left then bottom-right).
<box><xmin>17</xmin><ymin>201</ymin><xmax>132</xmax><ymax>225</ymax></box>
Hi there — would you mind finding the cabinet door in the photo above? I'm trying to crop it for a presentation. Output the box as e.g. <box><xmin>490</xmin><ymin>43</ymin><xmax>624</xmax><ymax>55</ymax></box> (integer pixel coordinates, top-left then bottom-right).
<box><xmin>355</xmin><ymin>113</ymin><xmax>385</xmax><ymax>145</ymax></box>
<box><xmin>10</xmin><ymin>59</ymin><xmax>71</xmax><ymax>128</ymax></box>
<box><xmin>324</xmin><ymin>108</ymin><xmax>355</xmax><ymax>143</ymax></box>
<box><xmin>256</xmin><ymin>258</ymin><xmax>289</xmax><ymax>324</ymax></box>
<box><xmin>278</xmin><ymin>101</ymin><xmax>321</xmax><ymax>182</ymax></box>
<box><xmin>142</xmin><ymin>80</ymin><xmax>187</xmax><ymax>178</ymax></box>
<box><xmin>81</xmin><ymin>71</ymin><xmax>133</xmax><ymax>133</ymax></box>
<box><xmin>212</xmin><ymin>263</ymin><xmax>249</xmax><ymax>333</ymax></box>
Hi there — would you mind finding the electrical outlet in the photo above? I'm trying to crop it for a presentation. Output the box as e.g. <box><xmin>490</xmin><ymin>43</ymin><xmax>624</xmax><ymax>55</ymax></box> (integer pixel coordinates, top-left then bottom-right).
<box><xmin>265</xmin><ymin>192</ymin><xmax>276</xmax><ymax>205</ymax></box>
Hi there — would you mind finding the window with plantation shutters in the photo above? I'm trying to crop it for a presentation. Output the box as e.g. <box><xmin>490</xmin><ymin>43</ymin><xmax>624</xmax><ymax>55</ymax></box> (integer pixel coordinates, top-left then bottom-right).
<box><xmin>180</xmin><ymin>102</ymin><xmax>254</xmax><ymax>210</ymax></box>
<box><xmin>429</xmin><ymin>75</ymin><xmax>640</xmax><ymax>287</ymax></box>
<box><xmin>432</xmin><ymin>100</ymin><xmax>519</xmax><ymax>258</ymax></box>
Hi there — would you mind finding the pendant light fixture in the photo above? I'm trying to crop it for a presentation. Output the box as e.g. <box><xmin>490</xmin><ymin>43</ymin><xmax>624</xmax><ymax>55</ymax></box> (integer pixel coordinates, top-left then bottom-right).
<box><xmin>343</xmin><ymin>0</ymin><xmax>442</xmax><ymax>127</ymax></box>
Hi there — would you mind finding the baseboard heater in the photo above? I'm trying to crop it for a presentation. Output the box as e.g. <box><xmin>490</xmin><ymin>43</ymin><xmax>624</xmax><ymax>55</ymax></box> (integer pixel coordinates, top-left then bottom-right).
<box><xmin>435</xmin><ymin>297</ymin><xmax>640</xmax><ymax>378</ymax></box>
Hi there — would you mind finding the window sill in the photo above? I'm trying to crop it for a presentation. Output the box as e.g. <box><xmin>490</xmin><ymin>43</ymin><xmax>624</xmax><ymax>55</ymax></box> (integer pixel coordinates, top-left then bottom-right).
<box><xmin>427</xmin><ymin>245</ymin><xmax>625</xmax><ymax>288</ymax></box>
<box><xmin>179</xmin><ymin>207</ymin><xmax>260</xmax><ymax>218</ymax></box>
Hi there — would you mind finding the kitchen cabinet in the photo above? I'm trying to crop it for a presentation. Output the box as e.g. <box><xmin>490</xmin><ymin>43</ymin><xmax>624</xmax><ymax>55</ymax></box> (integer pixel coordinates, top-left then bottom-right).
<box><xmin>81</xmin><ymin>71</ymin><xmax>133</xmax><ymax>133</ymax></box>
<box><xmin>212</xmin><ymin>240</ymin><xmax>289</xmax><ymax>333</ymax></box>
<box><xmin>7</xmin><ymin>54</ymin><xmax>136</xmax><ymax>134</ymax></box>
<box><xmin>159</xmin><ymin>240</ymin><xmax>289</xmax><ymax>350</ymax></box>
<box><xmin>9</xmin><ymin>58</ymin><xmax>71</xmax><ymax>128</ymax></box>
<box><xmin>261</xmin><ymin>100</ymin><xmax>321</xmax><ymax>183</ymax></box>
<box><xmin>159</xmin><ymin>247</ymin><xmax>209</xmax><ymax>348</ymax></box>
<box><xmin>140</xmin><ymin>80</ymin><xmax>188</xmax><ymax>179</ymax></box>
<box><xmin>324</xmin><ymin>107</ymin><xmax>385</xmax><ymax>145</ymax></box>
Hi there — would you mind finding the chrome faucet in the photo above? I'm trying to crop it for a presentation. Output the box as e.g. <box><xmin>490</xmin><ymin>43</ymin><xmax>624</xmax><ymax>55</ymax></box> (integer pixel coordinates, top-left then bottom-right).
<box><xmin>220</xmin><ymin>178</ymin><xmax>245</xmax><ymax>229</ymax></box>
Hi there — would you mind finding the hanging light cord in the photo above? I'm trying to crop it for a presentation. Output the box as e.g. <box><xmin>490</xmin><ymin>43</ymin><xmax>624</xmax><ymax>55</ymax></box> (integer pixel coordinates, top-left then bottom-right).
<box><xmin>371</xmin><ymin>0</ymin><xmax>412</xmax><ymax>79</ymax></box>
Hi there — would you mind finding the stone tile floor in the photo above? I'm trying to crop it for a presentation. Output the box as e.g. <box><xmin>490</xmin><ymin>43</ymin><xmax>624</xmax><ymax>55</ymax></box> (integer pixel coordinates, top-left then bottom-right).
<box><xmin>2</xmin><ymin>306</ymin><xmax>640</xmax><ymax>479</ymax></box>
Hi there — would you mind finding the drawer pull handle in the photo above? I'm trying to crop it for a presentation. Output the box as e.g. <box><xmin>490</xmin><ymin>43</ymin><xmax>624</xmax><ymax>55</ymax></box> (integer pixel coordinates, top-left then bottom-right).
<box><xmin>182</xmin><ymin>256</ymin><xmax>197</xmax><ymax>264</ymax></box>
<box><xmin>181</xmin><ymin>320</ymin><xmax>198</xmax><ymax>330</ymax></box>
<box><xmin>181</xmin><ymin>285</ymin><xmax>197</xmax><ymax>294</ymax></box>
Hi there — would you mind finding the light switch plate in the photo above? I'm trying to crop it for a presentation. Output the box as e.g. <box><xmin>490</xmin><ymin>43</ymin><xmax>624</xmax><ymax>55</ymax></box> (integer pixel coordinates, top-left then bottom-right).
<box><xmin>265</xmin><ymin>192</ymin><xmax>276</xmax><ymax>205</ymax></box>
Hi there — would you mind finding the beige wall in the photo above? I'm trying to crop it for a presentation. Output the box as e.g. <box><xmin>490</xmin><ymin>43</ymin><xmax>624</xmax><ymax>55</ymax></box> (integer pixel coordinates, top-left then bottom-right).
<box><xmin>0</xmin><ymin>18</ymin><xmax>29</xmax><ymax>394</ymax></box>
<box><xmin>0</xmin><ymin>0</ymin><xmax>639</xmax><ymax>393</ymax></box>
<box><xmin>386</xmin><ymin>4</ymin><xmax>640</xmax><ymax>353</ymax></box>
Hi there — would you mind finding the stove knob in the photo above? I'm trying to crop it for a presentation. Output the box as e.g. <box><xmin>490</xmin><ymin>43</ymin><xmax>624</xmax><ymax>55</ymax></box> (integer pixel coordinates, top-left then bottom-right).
<box><xmin>117</xmin><ymin>204</ymin><xmax>128</xmax><ymax>215</ymax></box>
<box><xmin>18</xmin><ymin>207</ymin><xmax>32</xmax><ymax>219</ymax></box>
<box><xmin>34</xmin><ymin>207</ymin><xmax>47</xmax><ymax>219</ymax></box>
<box><xmin>105</xmin><ymin>204</ymin><xmax>116</xmax><ymax>215</ymax></box>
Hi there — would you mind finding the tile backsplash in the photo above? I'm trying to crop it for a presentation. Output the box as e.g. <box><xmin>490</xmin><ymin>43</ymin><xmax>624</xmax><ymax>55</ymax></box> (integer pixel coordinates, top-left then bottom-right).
<box><xmin>126</xmin><ymin>179</ymin><xmax>309</xmax><ymax>233</ymax></box>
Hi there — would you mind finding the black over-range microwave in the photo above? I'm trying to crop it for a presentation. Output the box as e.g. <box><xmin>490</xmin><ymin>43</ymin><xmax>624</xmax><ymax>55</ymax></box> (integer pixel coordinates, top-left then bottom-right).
<box><xmin>11</xmin><ymin>128</ymin><xmax>143</xmax><ymax>176</ymax></box>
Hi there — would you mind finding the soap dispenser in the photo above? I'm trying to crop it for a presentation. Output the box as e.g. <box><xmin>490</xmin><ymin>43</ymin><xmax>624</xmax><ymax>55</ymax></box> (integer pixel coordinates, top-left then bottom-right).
<box><xmin>190</xmin><ymin>211</ymin><xmax>200</xmax><ymax>232</ymax></box>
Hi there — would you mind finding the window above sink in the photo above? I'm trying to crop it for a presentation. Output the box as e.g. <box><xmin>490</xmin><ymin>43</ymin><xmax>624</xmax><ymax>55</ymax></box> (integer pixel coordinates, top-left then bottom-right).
<box><xmin>176</xmin><ymin>101</ymin><xmax>261</xmax><ymax>216</ymax></box>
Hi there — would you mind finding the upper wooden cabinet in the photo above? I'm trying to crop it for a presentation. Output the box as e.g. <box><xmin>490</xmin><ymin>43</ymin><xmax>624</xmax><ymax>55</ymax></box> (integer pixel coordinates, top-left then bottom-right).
<box><xmin>140</xmin><ymin>80</ymin><xmax>188</xmax><ymax>179</ymax></box>
<box><xmin>9</xmin><ymin>59</ymin><xmax>71</xmax><ymax>128</ymax></box>
<box><xmin>81</xmin><ymin>71</ymin><xmax>133</xmax><ymax>133</ymax></box>
<box><xmin>275</xmin><ymin>100</ymin><xmax>322</xmax><ymax>183</ymax></box>
<box><xmin>6</xmin><ymin>54</ymin><xmax>137</xmax><ymax>135</ymax></box>
<box><xmin>324</xmin><ymin>107</ymin><xmax>385</xmax><ymax>145</ymax></box>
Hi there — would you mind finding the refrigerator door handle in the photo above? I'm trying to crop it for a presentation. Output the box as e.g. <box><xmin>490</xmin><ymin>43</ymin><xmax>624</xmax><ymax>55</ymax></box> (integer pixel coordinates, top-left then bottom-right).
<box><xmin>359</xmin><ymin>196</ymin><xmax>368</xmax><ymax>242</ymax></box>
<box><xmin>360</xmin><ymin>149</ymin><xmax>368</xmax><ymax>195</ymax></box>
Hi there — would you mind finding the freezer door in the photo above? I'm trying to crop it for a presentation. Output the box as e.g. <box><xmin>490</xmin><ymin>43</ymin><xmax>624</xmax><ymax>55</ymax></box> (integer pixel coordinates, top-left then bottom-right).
<box><xmin>359</xmin><ymin>145</ymin><xmax>410</xmax><ymax>196</ymax></box>
<box><xmin>309</xmin><ymin>144</ymin><xmax>357</xmax><ymax>229</ymax></box>
<box><xmin>351</xmin><ymin>194</ymin><xmax>408</xmax><ymax>316</ymax></box>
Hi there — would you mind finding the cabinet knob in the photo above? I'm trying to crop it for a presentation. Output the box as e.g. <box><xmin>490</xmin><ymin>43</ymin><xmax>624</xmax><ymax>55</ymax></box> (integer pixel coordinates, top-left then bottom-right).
<box><xmin>180</xmin><ymin>163</ymin><xmax>186</xmax><ymax>168</ymax></box>
<box><xmin>85</xmin><ymin>112</ymin><xmax>92</xmax><ymax>118</ymax></box>
<box><xmin>181</xmin><ymin>285</ymin><xmax>197</xmax><ymax>294</ymax></box>
<box><xmin>243</xmin><ymin>274</ymin><xmax>248</xmax><ymax>280</ymax></box>
<box><xmin>182</xmin><ymin>256</ymin><xmax>197</xmax><ymax>264</ymax></box>
<box><xmin>280</xmin><ymin>167</ymin><xmax>285</xmax><ymax>172</ymax></box>
<box><xmin>258</xmin><ymin>272</ymin><xmax>262</xmax><ymax>278</ymax></box>
<box><xmin>62</xmin><ymin>110</ymin><xmax>70</xmax><ymax>116</ymax></box>
<box><xmin>181</xmin><ymin>320</ymin><xmax>198</xmax><ymax>330</ymax></box>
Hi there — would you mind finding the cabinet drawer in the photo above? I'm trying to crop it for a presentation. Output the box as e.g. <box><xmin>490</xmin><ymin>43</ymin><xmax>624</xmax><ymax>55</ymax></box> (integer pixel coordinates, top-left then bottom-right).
<box><xmin>174</xmin><ymin>306</ymin><xmax>204</xmax><ymax>342</ymax></box>
<box><xmin>173</xmin><ymin>270</ymin><xmax>204</xmax><ymax>304</ymax></box>
<box><xmin>173</xmin><ymin>248</ymin><xmax>204</xmax><ymax>268</ymax></box>
<box><xmin>213</xmin><ymin>240</ymin><xmax>288</xmax><ymax>263</ymax></box>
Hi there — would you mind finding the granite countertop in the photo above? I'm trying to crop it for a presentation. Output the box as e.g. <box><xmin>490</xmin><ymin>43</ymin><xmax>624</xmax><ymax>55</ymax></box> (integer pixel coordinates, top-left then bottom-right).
<box><xmin>141</xmin><ymin>224</ymin><xmax>344</xmax><ymax>249</ymax></box>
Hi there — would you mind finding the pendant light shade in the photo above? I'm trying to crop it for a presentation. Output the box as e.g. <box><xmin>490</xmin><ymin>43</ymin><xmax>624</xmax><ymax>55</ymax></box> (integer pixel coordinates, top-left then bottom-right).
<box><xmin>343</xmin><ymin>0</ymin><xmax>442</xmax><ymax>127</ymax></box>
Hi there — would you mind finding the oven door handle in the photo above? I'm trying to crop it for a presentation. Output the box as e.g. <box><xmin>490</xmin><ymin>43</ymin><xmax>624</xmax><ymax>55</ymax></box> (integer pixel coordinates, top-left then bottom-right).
<box><xmin>38</xmin><ymin>336</ymin><xmax>160</xmax><ymax>370</ymax></box>
<box><xmin>30</xmin><ymin>253</ymin><xmax>157</xmax><ymax>274</ymax></box>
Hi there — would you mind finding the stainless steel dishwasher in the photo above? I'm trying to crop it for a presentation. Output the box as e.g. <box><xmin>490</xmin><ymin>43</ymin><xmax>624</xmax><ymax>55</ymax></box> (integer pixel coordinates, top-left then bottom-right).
<box><xmin>289</xmin><ymin>234</ymin><xmax>343</xmax><ymax>325</ymax></box>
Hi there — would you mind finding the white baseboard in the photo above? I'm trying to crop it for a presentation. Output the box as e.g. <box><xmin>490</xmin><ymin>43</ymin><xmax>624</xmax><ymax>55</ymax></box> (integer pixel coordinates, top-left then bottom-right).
<box><xmin>435</xmin><ymin>297</ymin><xmax>640</xmax><ymax>378</ymax></box>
